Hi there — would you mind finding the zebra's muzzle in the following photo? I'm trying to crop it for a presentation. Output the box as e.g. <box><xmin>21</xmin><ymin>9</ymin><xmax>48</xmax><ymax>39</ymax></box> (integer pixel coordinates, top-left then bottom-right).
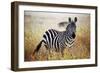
<box><xmin>72</xmin><ymin>32</ymin><xmax>76</xmax><ymax>39</ymax></box>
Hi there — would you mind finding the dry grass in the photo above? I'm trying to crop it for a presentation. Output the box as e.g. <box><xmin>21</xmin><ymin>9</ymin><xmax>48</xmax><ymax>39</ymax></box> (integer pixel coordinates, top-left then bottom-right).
<box><xmin>24</xmin><ymin>24</ymin><xmax>90</xmax><ymax>61</ymax></box>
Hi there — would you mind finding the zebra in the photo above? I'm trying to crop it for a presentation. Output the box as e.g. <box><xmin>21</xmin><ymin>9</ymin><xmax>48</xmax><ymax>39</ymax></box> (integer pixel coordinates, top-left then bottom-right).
<box><xmin>32</xmin><ymin>17</ymin><xmax>77</xmax><ymax>58</ymax></box>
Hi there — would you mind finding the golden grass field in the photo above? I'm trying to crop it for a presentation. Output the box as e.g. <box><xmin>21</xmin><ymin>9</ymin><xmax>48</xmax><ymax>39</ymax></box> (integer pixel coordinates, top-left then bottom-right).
<box><xmin>24</xmin><ymin>11</ymin><xmax>90</xmax><ymax>61</ymax></box>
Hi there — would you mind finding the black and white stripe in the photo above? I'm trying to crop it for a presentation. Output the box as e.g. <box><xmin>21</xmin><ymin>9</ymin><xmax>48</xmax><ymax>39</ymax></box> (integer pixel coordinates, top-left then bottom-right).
<box><xmin>42</xmin><ymin>29</ymin><xmax>75</xmax><ymax>52</ymax></box>
<box><xmin>33</xmin><ymin>17</ymin><xmax>77</xmax><ymax>56</ymax></box>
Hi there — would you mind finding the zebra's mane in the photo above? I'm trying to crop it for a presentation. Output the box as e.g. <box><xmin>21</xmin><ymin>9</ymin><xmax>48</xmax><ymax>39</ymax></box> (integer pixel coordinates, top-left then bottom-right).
<box><xmin>58</xmin><ymin>21</ymin><xmax>68</xmax><ymax>27</ymax></box>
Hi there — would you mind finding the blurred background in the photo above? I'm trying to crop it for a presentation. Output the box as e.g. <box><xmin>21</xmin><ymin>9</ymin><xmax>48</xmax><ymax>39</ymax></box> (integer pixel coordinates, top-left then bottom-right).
<box><xmin>24</xmin><ymin>11</ymin><xmax>90</xmax><ymax>61</ymax></box>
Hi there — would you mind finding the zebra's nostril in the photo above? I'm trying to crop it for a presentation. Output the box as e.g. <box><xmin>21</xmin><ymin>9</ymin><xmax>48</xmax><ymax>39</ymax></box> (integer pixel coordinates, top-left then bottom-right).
<box><xmin>72</xmin><ymin>33</ymin><xmax>76</xmax><ymax>39</ymax></box>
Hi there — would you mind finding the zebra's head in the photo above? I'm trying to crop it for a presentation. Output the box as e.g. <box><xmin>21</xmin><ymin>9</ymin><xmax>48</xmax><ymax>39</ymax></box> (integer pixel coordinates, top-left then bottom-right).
<box><xmin>66</xmin><ymin>17</ymin><xmax>77</xmax><ymax>39</ymax></box>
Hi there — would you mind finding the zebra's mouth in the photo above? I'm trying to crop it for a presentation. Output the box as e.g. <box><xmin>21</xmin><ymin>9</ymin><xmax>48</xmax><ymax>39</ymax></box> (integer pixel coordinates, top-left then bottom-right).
<box><xmin>72</xmin><ymin>32</ymin><xmax>76</xmax><ymax>39</ymax></box>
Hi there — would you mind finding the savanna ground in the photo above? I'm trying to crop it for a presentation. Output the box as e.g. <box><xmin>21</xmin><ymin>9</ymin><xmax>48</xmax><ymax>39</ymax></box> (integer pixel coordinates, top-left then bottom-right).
<box><xmin>24</xmin><ymin>11</ymin><xmax>90</xmax><ymax>61</ymax></box>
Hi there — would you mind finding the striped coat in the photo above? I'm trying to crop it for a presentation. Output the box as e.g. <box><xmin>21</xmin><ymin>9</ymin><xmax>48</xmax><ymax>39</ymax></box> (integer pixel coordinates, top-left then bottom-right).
<box><xmin>33</xmin><ymin>17</ymin><xmax>77</xmax><ymax>56</ymax></box>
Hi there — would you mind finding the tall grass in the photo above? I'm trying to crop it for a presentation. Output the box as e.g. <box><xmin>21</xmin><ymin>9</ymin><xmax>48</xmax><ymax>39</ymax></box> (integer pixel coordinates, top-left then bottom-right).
<box><xmin>25</xmin><ymin>24</ymin><xmax>90</xmax><ymax>61</ymax></box>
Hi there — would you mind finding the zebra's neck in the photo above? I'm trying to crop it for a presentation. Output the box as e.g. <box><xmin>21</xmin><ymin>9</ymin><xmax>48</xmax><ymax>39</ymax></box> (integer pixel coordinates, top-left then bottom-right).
<box><xmin>64</xmin><ymin>32</ymin><xmax>74</xmax><ymax>48</ymax></box>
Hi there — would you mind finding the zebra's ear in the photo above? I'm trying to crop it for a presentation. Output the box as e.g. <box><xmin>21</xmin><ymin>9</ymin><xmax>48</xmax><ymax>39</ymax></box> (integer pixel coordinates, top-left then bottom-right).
<box><xmin>68</xmin><ymin>17</ymin><xmax>71</xmax><ymax>22</ymax></box>
<box><xmin>74</xmin><ymin>17</ymin><xmax>77</xmax><ymax>22</ymax></box>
